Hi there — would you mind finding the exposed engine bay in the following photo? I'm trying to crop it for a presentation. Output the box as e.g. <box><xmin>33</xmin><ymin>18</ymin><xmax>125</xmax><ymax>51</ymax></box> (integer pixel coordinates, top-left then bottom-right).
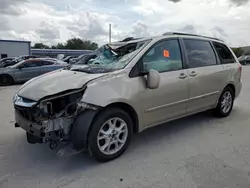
<box><xmin>14</xmin><ymin>88</ymin><xmax>98</xmax><ymax>149</ymax></box>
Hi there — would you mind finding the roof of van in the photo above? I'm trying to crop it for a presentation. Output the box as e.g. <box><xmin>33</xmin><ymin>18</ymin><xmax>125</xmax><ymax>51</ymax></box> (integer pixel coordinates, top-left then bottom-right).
<box><xmin>113</xmin><ymin>32</ymin><xmax>224</xmax><ymax>45</ymax></box>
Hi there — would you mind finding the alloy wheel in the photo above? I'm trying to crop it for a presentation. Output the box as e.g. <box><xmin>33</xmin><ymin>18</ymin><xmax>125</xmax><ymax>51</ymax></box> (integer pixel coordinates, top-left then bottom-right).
<box><xmin>221</xmin><ymin>91</ymin><xmax>233</xmax><ymax>114</ymax></box>
<box><xmin>97</xmin><ymin>117</ymin><xmax>128</xmax><ymax>155</ymax></box>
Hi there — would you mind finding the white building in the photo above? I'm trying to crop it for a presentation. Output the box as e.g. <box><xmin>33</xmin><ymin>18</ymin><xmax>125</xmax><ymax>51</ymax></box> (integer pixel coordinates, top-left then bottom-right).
<box><xmin>0</xmin><ymin>39</ymin><xmax>31</xmax><ymax>59</ymax></box>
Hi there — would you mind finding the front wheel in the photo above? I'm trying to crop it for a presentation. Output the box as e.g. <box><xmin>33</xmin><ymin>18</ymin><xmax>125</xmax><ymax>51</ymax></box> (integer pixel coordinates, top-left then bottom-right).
<box><xmin>88</xmin><ymin>107</ymin><xmax>133</xmax><ymax>162</ymax></box>
<box><xmin>213</xmin><ymin>87</ymin><xmax>234</xmax><ymax>117</ymax></box>
<box><xmin>0</xmin><ymin>74</ymin><xmax>14</xmax><ymax>86</ymax></box>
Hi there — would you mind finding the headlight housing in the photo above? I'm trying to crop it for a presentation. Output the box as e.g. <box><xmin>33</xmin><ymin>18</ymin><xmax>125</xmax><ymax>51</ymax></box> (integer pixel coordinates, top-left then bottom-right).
<box><xmin>13</xmin><ymin>93</ymin><xmax>18</xmax><ymax>102</ymax></box>
<box><xmin>13</xmin><ymin>94</ymin><xmax>37</xmax><ymax>107</ymax></box>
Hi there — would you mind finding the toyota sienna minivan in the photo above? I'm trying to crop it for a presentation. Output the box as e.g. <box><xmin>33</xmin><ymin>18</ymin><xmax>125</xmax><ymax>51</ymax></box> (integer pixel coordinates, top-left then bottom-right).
<box><xmin>13</xmin><ymin>32</ymin><xmax>242</xmax><ymax>162</ymax></box>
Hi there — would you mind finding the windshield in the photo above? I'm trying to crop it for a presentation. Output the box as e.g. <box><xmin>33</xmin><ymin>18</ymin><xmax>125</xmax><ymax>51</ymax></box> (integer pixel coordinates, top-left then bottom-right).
<box><xmin>12</xmin><ymin>56</ymin><xmax>25</xmax><ymax>64</ymax></box>
<box><xmin>71</xmin><ymin>39</ymin><xmax>151</xmax><ymax>73</ymax></box>
<box><xmin>12</xmin><ymin>60</ymin><xmax>25</xmax><ymax>68</ymax></box>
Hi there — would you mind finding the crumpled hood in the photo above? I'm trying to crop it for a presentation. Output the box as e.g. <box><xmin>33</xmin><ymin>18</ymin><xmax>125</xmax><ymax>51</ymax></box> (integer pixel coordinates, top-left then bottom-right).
<box><xmin>17</xmin><ymin>69</ymin><xmax>106</xmax><ymax>101</ymax></box>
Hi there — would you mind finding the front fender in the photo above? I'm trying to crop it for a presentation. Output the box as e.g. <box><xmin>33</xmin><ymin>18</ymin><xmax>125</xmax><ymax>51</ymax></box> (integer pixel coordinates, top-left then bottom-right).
<box><xmin>70</xmin><ymin>109</ymin><xmax>100</xmax><ymax>150</ymax></box>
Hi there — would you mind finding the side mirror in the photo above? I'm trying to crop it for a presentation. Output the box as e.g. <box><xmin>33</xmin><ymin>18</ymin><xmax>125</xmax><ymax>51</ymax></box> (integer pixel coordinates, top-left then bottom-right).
<box><xmin>146</xmin><ymin>69</ymin><xmax>160</xmax><ymax>89</ymax></box>
<box><xmin>18</xmin><ymin>65</ymin><xmax>24</xmax><ymax>69</ymax></box>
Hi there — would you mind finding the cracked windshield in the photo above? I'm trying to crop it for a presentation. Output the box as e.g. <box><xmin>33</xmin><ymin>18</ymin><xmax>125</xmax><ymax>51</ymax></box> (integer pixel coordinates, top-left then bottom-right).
<box><xmin>0</xmin><ymin>0</ymin><xmax>250</xmax><ymax>188</ymax></box>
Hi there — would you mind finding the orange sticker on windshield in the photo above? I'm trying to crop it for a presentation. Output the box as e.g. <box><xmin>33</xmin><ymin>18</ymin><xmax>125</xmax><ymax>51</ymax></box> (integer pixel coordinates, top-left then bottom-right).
<box><xmin>163</xmin><ymin>50</ymin><xmax>170</xmax><ymax>58</ymax></box>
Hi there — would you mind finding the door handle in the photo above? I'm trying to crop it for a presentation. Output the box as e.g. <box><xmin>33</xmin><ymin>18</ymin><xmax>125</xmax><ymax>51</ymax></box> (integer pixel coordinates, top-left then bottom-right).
<box><xmin>189</xmin><ymin>71</ymin><xmax>197</xmax><ymax>77</ymax></box>
<box><xmin>179</xmin><ymin>73</ymin><xmax>187</xmax><ymax>79</ymax></box>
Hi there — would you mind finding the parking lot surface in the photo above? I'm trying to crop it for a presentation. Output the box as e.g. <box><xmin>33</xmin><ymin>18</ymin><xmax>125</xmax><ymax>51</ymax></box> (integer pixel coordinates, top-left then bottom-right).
<box><xmin>1</xmin><ymin>67</ymin><xmax>250</xmax><ymax>188</ymax></box>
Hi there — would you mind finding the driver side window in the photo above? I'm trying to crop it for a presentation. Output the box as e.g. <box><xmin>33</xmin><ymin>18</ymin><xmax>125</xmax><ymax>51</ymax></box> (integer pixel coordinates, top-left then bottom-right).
<box><xmin>22</xmin><ymin>61</ymin><xmax>43</xmax><ymax>68</ymax></box>
<box><xmin>142</xmin><ymin>39</ymin><xmax>183</xmax><ymax>73</ymax></box>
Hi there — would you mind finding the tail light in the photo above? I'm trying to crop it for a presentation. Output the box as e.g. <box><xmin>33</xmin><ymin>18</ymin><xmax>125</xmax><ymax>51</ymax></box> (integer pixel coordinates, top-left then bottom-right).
<box><xmin>238</xmin><ymin>63</ymin><xmax>242</xmax><ymax>73</ymax></box>
<box><xmin>237</xmin><ymin>62</ymin><xmax>242</xmax><ymax>81</ymax></box>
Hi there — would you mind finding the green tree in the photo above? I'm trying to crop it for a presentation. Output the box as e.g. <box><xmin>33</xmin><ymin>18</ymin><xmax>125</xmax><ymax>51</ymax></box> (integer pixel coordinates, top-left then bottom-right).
<box><xmin>231</xmin><ymin>47</ymin><xmax>244</xmax><ymax>57</ymax></box>
<box><xmin>65</xmin><ymin>38</ymin><xmax>98</xmax><ymax>50</ymax></box>
<box><xmin>32</xmin><ymin>43</ymin><xmax>50</xmax><ymax>49</ymax></box>
<box><xmin>32</xmin><ymin>38</ymin><xmax>98</xmax><ymax>50</ymax></box>
<box><xmin>55</xmin><ymin>43</ymin><xmax>66</xmax><ymax>49</ymax></box>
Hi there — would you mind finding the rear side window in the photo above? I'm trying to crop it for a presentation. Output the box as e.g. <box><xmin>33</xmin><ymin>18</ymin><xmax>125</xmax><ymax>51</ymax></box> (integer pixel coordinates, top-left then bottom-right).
<box><xmin>23</xmin><ymin>60</ymin><xmax>43</xmax><ymax>67</ymax></box>
<box><xmin>213</xmin><ymin>42</ymin><xmax>235</xmax><ymax>64</ymax></box>
<box><xmin>183</xmin><ymin>39</ymin><xmax>217</xmax><ymax>68</ymax></box>
<box><xmin>42</xmin><ymin>60</ymin><xmax>54</xmax><ymax>65</ymax></box>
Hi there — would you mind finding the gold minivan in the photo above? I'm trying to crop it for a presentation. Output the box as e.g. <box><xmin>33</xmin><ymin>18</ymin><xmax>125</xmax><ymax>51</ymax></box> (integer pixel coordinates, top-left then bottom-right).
<box><xmin>13</xmin><ymin>33</ymin><xmax>242</xmax><ymax>162</ymax></box>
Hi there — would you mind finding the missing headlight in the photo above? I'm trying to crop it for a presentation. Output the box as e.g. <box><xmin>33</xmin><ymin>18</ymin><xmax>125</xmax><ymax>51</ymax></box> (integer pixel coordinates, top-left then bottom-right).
<box><xmin>35</xmin><ymin>90</ymin><xmax>85</xmax><ymax>121</ymax></box>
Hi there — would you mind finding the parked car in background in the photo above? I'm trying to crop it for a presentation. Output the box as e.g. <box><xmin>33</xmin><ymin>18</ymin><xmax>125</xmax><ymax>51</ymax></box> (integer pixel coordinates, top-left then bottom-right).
<box><xmin>0</xmin><ymin>57</ymin><xmax>15</xmax><ymax>64</ymax></box>
<box><xmin>69</xmin><ymin>54</ymin><xmax>97</xmax><ymax>68</ymax></box>
<box><xmin>13</xmin><ymin>33</ymin><xmax>242</xmax><ymax>162</ymax></box>
<box><xmin>69</xmin><ymin>54</ymin><xmax>87</xmax><ymax>64</ymax></box>
<box><xmin>0</xmin><ymin>58</ymin><xmax>67</xmax><ymax>86</ymax></box>
<box><xmin>238</xmin><ymin>55</ymin><xmax>250</xmax><ymax>65</ymax></box>
<box><xmin>0</xmin><ymin>55</ymin><xmax>39</xmax><ymax>68</ymax></box>
<box><xmin>62</xmin><ymin>56</ymin><xmax>76</xmax><ymax>63</ymax></box>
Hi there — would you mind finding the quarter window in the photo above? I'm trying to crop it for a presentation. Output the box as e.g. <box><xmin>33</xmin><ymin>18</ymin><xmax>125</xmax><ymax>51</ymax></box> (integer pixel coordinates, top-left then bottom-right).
<box><xmin>42</xmin><ymin>61</ymin><xmax>54</xmax><ymax>65</ymax></box>
<box><xmin>183</xmin><ymin>39</ymin><xmax>217</xmax><ymax>68</ymax></box>
<box><xmin>142</xmin><ymin>39</ymin><xmax>183</xmax><ymax>73</ymax></box>
<box><xmin>22</xmin><ymin>60</ymin><xmax>43</xmax><ymax>68</ymax></box>
<box><xmin>213</xmin><ymin>42</ymin><xmax>235</xmax><ymax>64</ymax></box>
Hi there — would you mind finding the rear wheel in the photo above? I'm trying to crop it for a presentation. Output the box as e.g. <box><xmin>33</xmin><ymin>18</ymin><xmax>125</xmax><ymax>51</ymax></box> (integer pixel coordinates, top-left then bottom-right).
<box><xmin>213</xmin><ymin>87</ymin><xmax>234</xmax><ymax>117</ymax></box>
<box><xmin>0</xmin><ymin>74</ymin><xmax>14</xmax><ymax>86</ymax></box>
<box><xmin>87</xmin><ymin>107</ymin><xmax>133</xmax><ymax>162</ymax></box>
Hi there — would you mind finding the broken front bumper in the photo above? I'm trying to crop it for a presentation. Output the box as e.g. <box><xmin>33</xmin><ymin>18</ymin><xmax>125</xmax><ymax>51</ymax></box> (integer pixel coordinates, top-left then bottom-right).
<box><xmin>15</xmin><ymin>108</ymin><xmax>45</xmax><ymax>140</ymax></box>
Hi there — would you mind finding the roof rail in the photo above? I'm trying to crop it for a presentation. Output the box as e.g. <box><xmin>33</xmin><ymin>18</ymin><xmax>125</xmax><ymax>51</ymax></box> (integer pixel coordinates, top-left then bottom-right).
<box><xmin>121</xmin><ymin>37</ymin><xmax>135</xmax><ymax>42</ymax></box>
<box><xmin>162</xmin><ymin>32</ymin><xmax>223</xmax><ymax>42</ymax></box>
<box><xmin>120</xmin><ymin>37</ymin><xmax>142</xmax><ymax>42</ymax></box>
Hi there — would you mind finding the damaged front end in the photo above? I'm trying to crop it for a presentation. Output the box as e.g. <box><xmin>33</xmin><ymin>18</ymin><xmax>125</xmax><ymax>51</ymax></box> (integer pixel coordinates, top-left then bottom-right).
<box><xmin>14</xmin><ymin>87</ymin><xmax>98</xmax><ymax>149</ymax></box>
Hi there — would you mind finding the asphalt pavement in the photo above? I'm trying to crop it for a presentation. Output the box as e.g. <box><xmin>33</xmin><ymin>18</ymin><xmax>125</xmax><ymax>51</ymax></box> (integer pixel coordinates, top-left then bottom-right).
<box><xmin>1</xmin><ymin>67</ymin><xmax>250</xmax><ymax>188</ymax></box>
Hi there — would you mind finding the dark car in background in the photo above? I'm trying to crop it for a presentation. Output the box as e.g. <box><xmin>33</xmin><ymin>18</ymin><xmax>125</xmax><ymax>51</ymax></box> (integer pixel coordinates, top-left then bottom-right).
<box><xmin>238</xmin><ymin>55</ymin><xmax>250</xmax><ymax>65</ymax></box>
<box><xmin>0</xmin><ymin>55</ymin><xmax>39</xmax><ymax>68</ymax></box>
<box><xmin>69</xmin><ymin>54</ymin><xmax>87</xmax><ymax>64</ymax></box>
<box><xmin>0</xmin><ymin>57</ymin><xmax>15</xmax><ymax>64</ymax></box>
<box><xmin>62</xmin><ymin>56</ymin><xmax>76</xmax><ymax>63</ymax></box>
<box><xmin>0</xmin><ymin>58</ymin><xmax>67</xmax><ymax>86</ymax></box>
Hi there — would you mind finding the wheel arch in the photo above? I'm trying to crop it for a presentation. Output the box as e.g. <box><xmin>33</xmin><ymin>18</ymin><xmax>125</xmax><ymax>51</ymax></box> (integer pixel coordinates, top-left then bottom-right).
<box><xmin>225</xmin><ymin>83</ymin><xmax>235</xmax><ymax>98</ymax></box>
<box><xmin>71</xmin><ymin>102</ymin><xmax>140</xmax><ymax>151</ymax></box>
<box><xmin>0</xmin><ymin>74</ymin><xmax>14</xmax><ymax>85</ymax></box>
<box><xmin>214</xmin><ymin>83</ymin><xmax>236</xmax><ymax>108</ymax></box>
<box><xmin>105</xmin><ymin>102</ymin><xmax>139</xmax><ymax>134</ymax></box>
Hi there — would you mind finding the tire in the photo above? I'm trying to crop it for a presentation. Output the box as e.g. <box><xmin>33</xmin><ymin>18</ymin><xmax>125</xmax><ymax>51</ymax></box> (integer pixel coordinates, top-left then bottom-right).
<box><xmin>87</xmin><ymin>107</ymin><xmax>133</xmax><ymax>162</ymax></box>
<box><xmin>0</xmin><ymin>74</ymin><xmax>14</xmax><ymax>86</ymax></box>
<box><xmin>213</xmin><ymin>87</ymin><xmax>234</xmax><ymax>117</ymax></box>
<box><xmin>243</xmin><ymin>62</ymin><xmax>247</xmax><ymax>65</ymax></box>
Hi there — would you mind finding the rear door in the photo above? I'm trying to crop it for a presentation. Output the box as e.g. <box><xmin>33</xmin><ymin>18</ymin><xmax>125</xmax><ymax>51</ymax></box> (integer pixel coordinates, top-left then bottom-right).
<box><xmin>182</xmin><ymin>39</ymin><xmax>228</xmax><ymax>114</ymax></box>
<box><xmin>212</xmin><ymin>42</ymin><xmax>242</xmax><ymax>96</ymax></box>
<box><xmin>14</xmin><ymin>60</ymin><xmax>43</xmax><ymax>82</ymax></box>
<box><xmin>41</xmin><ymin>60</ymin><xmax>56</xmax><ymax>74</ymax></box>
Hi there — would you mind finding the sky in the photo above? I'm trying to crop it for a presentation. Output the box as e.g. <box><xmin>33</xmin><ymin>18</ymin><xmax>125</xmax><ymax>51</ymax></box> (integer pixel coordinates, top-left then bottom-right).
<box><xmin>0</xmin><ymin>0</ymin><xmax>250</xmax><ymax>47</ymax></box>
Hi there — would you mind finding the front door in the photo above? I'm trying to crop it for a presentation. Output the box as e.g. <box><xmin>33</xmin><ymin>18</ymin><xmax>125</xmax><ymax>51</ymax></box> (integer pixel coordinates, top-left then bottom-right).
<box><xmin>14</xmin><ymin>60</ymin><xmax>43</xmax><ymax>82</ymax></box>
<box><xmin>182</xmin><ymin>39</ymin><xmax>227</xmax><ymax>113</ymax></box>
<box><xmin>139</xmin><ymin>39</ymin><xmax>189</xmax><ymax>127</ymax></box>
